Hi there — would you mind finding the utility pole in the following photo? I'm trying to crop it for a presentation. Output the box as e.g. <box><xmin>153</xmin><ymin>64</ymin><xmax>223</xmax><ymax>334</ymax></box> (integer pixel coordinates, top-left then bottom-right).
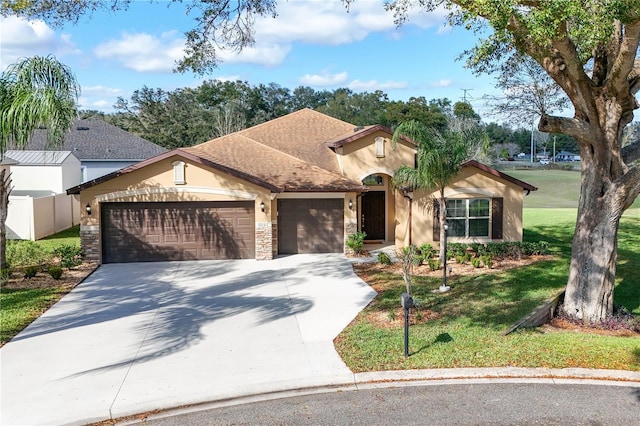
<box><xmin>530</xmin><ymin>121</ymin><xmax>535</xmax><ymax>163</ymax></box>
<box><xmin>461</xmin><ymin>89</ymin><xmax>473</xmax><ymax>103</ymax></box>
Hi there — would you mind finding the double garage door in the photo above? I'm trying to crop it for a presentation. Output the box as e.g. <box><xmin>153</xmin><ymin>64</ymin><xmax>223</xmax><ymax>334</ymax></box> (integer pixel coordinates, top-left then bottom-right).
<box><xmin>278</xmin><ymin>199</ymin><xmax>344</xmax><ymax>254</ymax></box>
<box><xmin>102</xmin><ymin>201</ymin><xmax>255</xmax><ymax>263</ymax></box>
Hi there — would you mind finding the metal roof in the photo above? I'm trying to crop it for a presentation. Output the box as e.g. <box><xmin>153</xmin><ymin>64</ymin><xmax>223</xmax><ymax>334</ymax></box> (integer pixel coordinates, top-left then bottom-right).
<box><xmin>4</xmin><ymin>150</ymin><xmax>73</xmax><ymax>165</ymax></box>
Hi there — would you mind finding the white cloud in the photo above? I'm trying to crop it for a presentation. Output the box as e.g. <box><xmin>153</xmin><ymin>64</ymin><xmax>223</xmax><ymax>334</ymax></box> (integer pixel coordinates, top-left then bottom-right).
<box><xmin>430</xmin><ymin>79</ymin><xmax>452</xmax><ymax>88</ymax></box>
<box><xmin>217</xmin><ymin>44</ymin><xmax>291</xmax><ymax>67</ymax></box>
<box><xmin>300</xmin><ymin>72</ymin><xmax>349</xmax><ymax>86</ymax></box>
<box><xmin>81</xmin><ymin>85</ymin><xmax>123</xmax><ymax>96</ymax></box>
<box><xmin>0</xmin><ymin>16</ymin><xmax>79</xmax><ymax>70</ymax></box>
<box><xmin>349</xmin><ymin>79</ymin><xmax>408</xmax><ymax>91</ymax></box>
<box><xmin>93</xmin><ymin>31</ymin><xmax>185</xmax><ymax>73</ymax></box>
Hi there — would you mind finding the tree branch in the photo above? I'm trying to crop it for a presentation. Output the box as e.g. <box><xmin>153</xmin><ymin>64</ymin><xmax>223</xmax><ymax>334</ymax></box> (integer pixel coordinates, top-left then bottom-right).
<box><xmin>538</xmin><ymin>114</ymin><xmax>597</xmax><ymax>144</ymax></box>
<box><xmin>617</xmin><ymin>164</ymin><xmax>640</xmax><ymax>211</ymax></box>
<box><xmin>622</xmin><ymin>139</ymin><xmax>640</xmax><ymax>164</ymax></box>
<box><xmin>608</xmin><ymin>19</ymin><xmax>640</xmax><ymax>90</ymax></box>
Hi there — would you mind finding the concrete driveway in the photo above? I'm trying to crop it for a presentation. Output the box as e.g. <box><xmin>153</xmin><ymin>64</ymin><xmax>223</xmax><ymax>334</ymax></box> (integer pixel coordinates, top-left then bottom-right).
<box><xmin>0</xmin><ymin>254</ymin><xmax>377</xmax><ymax>425</ymax></box>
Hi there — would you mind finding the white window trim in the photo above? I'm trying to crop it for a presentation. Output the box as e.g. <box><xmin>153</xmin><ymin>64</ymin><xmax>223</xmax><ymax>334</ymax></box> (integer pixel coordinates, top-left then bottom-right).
<box><xmin>172</xmin><ymin>160</ymin><xmax>186</xmax><ymax>185</ymax></box>
<box><xmin>446</xmin><ymin>198</ymin><xmax>490</xmax><ymax>238</ymax></box>
<box><xmin>375</xmin><ymin>137</ymin><xmax>385</xmax><ymax>158</ymax></box>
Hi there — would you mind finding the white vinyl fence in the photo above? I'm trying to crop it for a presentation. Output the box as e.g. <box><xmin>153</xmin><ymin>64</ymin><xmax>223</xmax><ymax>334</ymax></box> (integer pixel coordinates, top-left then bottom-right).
<box><xmin>6</xmin><ymin>193</ymin><xmax>80</xmax><ymax>240</ymax></box>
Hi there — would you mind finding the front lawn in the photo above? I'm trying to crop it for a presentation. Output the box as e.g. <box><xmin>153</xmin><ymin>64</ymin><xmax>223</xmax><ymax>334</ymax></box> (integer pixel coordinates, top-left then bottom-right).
<box><xmin>0</xmin><ymin>225</ymin><xmax>92</xmax><ymax>346</ymax></box>
<box><xmin>335</xmin><ymin>208</ymin><xmax>640</xmax><ymax>372</ymax></box>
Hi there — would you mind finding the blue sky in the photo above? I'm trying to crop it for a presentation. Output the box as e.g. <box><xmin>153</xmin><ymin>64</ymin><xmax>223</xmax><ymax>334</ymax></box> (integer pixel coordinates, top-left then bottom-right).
<box><xmin>0</xmin><ymin>1</ymin><xmax>501</xmax><ymax>118</ymax></box>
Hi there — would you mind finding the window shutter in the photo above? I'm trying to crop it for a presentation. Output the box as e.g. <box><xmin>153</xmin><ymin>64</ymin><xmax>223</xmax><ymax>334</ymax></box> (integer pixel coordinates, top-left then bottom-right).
<box><xmin>433</xmin><ymin>199</ymin><xmax>440</xmax><ymax>242</ymax></box>
<box><xmin>491</xmin><ymin>197</ymin><xmax>503</xmax><ymax>239</ymax></box>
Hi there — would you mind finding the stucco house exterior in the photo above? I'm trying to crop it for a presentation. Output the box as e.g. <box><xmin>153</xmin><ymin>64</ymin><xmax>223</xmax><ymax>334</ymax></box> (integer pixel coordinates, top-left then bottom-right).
<box><xmin>18</xmin><ymin>118</ymin><xmax>167</xmax><ymax>182</ymax></box>
<box><xmin>68</xmin><ymin>109</ymin><xmax>537</xmax><ymax>264</ymax></box>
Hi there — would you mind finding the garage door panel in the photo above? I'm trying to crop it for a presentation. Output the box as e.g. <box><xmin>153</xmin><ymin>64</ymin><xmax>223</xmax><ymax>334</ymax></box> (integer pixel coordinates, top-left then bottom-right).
<box><xmin>278</xmin><ymin>199</ymin><xmax>343</xmax><ymax>254</ymax></box>
<box><xmin>102</xmin><ymin>201</ymin><xmax>255</xmax><ymax>263</ymax></box>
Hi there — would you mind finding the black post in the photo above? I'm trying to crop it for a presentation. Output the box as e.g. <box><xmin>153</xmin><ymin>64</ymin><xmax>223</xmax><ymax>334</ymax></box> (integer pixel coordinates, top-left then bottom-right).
<box><xmin>404</xmin><ymin>307</ymin><xmax>409</xmax><ymax>357</ymax></box>
<box><xmin>401</xmin><ymin>293</ymin><xmax>413</xmax><ymax>357</ymax></box>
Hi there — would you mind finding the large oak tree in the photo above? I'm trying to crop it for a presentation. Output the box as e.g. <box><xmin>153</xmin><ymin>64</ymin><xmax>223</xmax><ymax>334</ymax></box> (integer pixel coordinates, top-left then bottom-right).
<box><xmin>5</xmin><ymin>0</ymin><xmax>639</xmax><ymax>322</ymax></box>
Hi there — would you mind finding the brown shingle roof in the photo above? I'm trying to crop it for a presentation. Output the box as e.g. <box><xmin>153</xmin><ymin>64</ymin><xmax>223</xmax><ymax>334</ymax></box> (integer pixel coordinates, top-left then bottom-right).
<box><xmin>229</xmin><ymin>108</ymin><xmax>356</xmax><ymax>174</ymax></box>
<box><xmin>184</xmin><ymin>133</ymin><xmax>365</xmax><ymax>192</ymax></box>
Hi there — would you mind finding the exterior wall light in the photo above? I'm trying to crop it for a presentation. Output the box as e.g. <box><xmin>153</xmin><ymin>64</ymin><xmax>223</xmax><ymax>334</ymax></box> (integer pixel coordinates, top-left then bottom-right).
<box><xmin>348</xmin><ymin>199</ymin><xmax>353</xmax><ymax>210</ymax></box>
<box><xmin>85</xmin><ymin>203</ymin><xmax>92</xmax><ymax>215</ymax></box>
<box><xmin>260</xmin><ymin>201</ymin><xmax>265</xmax><ymax>212</ymax></box>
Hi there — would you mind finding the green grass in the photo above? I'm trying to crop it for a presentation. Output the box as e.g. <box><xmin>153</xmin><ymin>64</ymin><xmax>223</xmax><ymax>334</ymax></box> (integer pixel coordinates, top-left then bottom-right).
<box><xmin>0</xmin><ymin>286</ymin><xmax>69</xmax><ymax>344</ymax></box>
<box><xmin>1</xmin><ymin>225</ymin><xmax>81</xmax><ymax>345</ymax></box>
<box><xmin>335</xmin><ymin>208</ymin><xmax>640</xmax><ymax>372</ymax></box>
<box><xmin>500</xmin><ymin>168</ymin><xmax>640</xmax><ymax>209</ymax></box>
<box><xmin>36</xmin><ymin>225</ymin><xmax>80</xmax><ymax>251</ymax></box>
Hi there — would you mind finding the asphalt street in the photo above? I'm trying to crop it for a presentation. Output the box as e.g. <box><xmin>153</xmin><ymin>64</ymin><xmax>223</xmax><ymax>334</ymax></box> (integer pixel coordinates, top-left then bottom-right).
<box><xmin>139</xmin><ymin>382</ymin><xmax>640</xmax><ymax>425</ymax></box>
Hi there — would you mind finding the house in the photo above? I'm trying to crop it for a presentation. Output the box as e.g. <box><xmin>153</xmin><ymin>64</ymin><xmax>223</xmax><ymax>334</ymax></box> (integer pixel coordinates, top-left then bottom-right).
<box><xmin>68</xmin><ymin>109</ymin><xmax>537</xmax><ymax>264</ymax></box>
<box><xmin>4</xmin><ymin>150</ymin><xmax>81</xmax><ymax>240</ymax></box>
<box><xmin>555</xmin><ymin>151</ymin><xmax>581</xmax><ymax>162</ymax></box>
<box><xmin>19</xmin><ymin>118</ymin><xmax>167</xmax><ymax>182</ymax></box>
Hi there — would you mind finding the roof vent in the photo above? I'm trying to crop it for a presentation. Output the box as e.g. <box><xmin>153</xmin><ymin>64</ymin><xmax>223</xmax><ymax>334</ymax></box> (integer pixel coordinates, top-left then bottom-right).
<box><xmin>354</xmin><ymin>126</ymin><xmax>364</xmax><ymax>132</ymax></box>
<box><xmin>76</xmin><ymin>126</ymin><xmax>90</xmax><ymax>131</ymax></box>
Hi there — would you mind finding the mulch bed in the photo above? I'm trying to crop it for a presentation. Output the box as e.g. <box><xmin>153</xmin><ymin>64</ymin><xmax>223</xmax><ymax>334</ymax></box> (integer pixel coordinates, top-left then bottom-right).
<box><xmin>2</xmin><ymin>262</ymin><xmax>98</xmax><ymax>292</ymax></box>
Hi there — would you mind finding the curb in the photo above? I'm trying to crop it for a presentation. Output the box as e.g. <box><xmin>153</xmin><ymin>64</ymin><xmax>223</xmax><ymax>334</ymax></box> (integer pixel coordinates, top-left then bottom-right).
<box><xmin>113</xmin><ymin>367</ymin><xmax>640</xmax><ymax>425</ymax></box>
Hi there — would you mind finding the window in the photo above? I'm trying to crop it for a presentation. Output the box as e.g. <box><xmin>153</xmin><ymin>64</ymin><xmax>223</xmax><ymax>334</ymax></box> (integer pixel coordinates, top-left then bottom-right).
<box><xmin>446</xmin><ymin>198</ymin><xmax>490</xmax><ymax>237</ymax></box>
<box><xmin>362</xmin><ymin>174</ymin><xmax>384</xmax><ymax>186</ymax></box>
<box><xmin>172</xmin><ymin>160</ymin><xmax>186</xmax><ymax>184</ymax></box>
<box><xmin>375</xmin><ymin>137</ymin><xmax>385</xmax><ymax>157</ymax></box>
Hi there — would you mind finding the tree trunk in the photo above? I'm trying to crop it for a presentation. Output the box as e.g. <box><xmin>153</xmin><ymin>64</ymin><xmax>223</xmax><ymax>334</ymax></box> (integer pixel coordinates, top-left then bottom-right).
<box><xmin>561</xmin><ymin>140</ymin><xmax>626</xmax><ymax>323</ymax></box>
<box><xmin>0</xmin><ymin>169</ymin><xmax>11</xmax><ymax>272</ymax></box>
<box><xmin>438</xmin><ymin>196</ymin><xmax>447</xmax><ymax>263</ymax></box>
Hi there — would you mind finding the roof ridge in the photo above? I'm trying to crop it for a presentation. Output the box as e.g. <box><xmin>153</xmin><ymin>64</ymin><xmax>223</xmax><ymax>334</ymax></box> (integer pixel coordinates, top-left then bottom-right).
<box><xmin>236</xmin><ymin>108</ymin><xmax>355</xmax><ymax>136</ymax></box>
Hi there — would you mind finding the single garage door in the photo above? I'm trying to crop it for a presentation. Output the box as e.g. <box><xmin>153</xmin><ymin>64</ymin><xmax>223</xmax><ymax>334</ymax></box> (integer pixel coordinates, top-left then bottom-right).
<box><xmin>278</xmin><ymin>199</ymin><xmax>344</xmax><ymax>254</ymax></box>
<box><xmin>102</xmin><ymin>201</ymin><xmax>255</xmax><ymax>263</ymax></box>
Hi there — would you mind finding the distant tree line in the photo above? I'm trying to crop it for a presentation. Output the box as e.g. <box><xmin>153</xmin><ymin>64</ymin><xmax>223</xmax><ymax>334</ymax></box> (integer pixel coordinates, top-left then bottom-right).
<box><xmin>80</xmin><ymin>80</ymin><xmax>577</xmax><ymax>154</ymax></box>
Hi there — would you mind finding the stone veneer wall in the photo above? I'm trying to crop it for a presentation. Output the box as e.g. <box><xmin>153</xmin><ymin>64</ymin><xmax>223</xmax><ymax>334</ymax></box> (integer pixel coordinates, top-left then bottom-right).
<box><xmin>344</xmin><ymin>219</ymin><xmax>358</xmax><ymax>256</ymax></box>
<box><xmin>272</xmin><ymin>221</ymin><xmax>278</xmax><ymax>258</ymax></box>
<box><xmin>80</xmin><ymin>226</ymin><xmax>100</xmax><ymax>262</ymax></box>
<box><xmin>255</xmin><ymin>221</ymin><xmax>273</xmax><ymax>260</ymax></box>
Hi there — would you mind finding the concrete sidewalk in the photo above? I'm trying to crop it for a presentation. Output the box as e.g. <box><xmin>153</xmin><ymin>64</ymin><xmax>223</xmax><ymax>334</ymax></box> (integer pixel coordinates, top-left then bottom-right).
<box><xmin>0</xmin><ymin>255</ymin><xmax>377</xmax><ymax>425</ymax></box>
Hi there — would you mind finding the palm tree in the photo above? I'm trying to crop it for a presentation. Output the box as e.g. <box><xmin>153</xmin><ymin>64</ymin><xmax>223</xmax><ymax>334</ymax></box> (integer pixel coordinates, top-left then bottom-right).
<box><xmin>392</xmin><ymin>119</ymin><xmax>483</xmax><ymax>263</ymax></box>
<box><xmin>0</xmin><ymin>55</ymin><xmax>80</xmax><ymax>270</ymax></box>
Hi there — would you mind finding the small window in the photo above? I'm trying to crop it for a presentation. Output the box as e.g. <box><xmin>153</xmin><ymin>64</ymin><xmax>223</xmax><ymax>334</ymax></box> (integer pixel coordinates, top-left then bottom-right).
<box><xmin>172</xmin><ymin>161</ymin><xmax>186</xmax><ymax>185</ymax></box>
<box><xmin>446</xmin><ymin>198</ymin><xmax>490</xmax><ymax>238</ymax></box>
<box><xmin>362</xmin><ymin>174</ymin><xmax>384</xmax><ymax>186</ymax></box>
<box><xmin>375</xmin><ymin>137</ymin><xmax>385</xmax><ymax>158</ymax></box>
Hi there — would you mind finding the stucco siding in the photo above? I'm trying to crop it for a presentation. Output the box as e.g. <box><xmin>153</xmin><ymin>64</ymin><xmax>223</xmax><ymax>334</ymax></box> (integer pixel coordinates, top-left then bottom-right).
<box><xmin>339</xmin><ymin>130</ymin><xmax>415</xmax><ymax>182</ymax></box>
<box><xmin>394</xmin><ymin>166</ymin><xmax>526</xmax><ymax>248</ymax></box>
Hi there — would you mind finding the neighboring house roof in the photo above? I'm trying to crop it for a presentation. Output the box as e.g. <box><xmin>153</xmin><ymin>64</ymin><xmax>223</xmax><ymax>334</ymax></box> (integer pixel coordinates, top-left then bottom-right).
<box><xmin>463</xmin><ymin>160</ymin><xmax>538</xmax><ymax>193</ymax></box>
<box><xmin>4</xmin><ymin>150</ymin><xmax>74</xmax><ymax>165</ymax></box>
<box><xmin>13</xmin><ymin>118</ymin><xmax>166</xmax><ymax>161</ymax></box>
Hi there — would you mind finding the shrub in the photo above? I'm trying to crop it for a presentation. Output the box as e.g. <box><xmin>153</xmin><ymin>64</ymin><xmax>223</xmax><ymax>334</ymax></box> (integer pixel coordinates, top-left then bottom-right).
<box><xmin>24</xmin><ymin>265</ymin><xmax>39</xmax><ymax>279</ymax></box>
<box><xmin>419</xmin><ymin>243</ymin><xmax>437</xmax><ymax>260</ymax></box>
<box><xmin>481</xmin><ymin>254</ymin><xmax>493</xmax><ymax>269</ymax></box>
<box><xmin>6</xmin><ymin>240</ymin><xmax>51</xmax><ymax>268</ymax></box>
<box><xmin>377</xmin><ymin>252</ymin><xmax>392</xmax><ymax>265</ymax></box>
<box><xmin>455</xmin><ymin>253</ymin><xmax>470</xmax><ymax>265</ymax></box>
<box><xmin>48</xmin><ymin>266</ymin><xmax>63</xmax><ymax>280</ymax></box>
<box><xmin>53</xmin><ymin>244</ymin><xmax>84</xmax><ymax>269</ymax></box>
<box><xmin>470</xmin><ymin>257</ymin><xmax>482</xmax><ymax>268</ymax></box>
<box><xmin>346</xmin><ymin>231</ymin><xmax>366</xmax><ymax>255</ymax></box>
<box><xmin>427</xmin><ymin>258</ymin><xmax>441</xmax><ymax>271</ymax></box>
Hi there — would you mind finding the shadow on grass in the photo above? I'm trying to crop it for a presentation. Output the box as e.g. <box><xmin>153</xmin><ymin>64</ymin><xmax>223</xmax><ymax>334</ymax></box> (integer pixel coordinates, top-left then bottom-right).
<box><xmin>412</xmin><ymin>332</ymin><xmax>453</xmax><ymax>356</ymax></box>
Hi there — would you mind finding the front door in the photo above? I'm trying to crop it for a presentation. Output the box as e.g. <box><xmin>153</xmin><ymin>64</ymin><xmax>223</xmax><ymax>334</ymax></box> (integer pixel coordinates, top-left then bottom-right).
<box><xmin>361</xmin><ymin>191</ymin><xmax>385</xmax><ymax>240</ymax></box>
